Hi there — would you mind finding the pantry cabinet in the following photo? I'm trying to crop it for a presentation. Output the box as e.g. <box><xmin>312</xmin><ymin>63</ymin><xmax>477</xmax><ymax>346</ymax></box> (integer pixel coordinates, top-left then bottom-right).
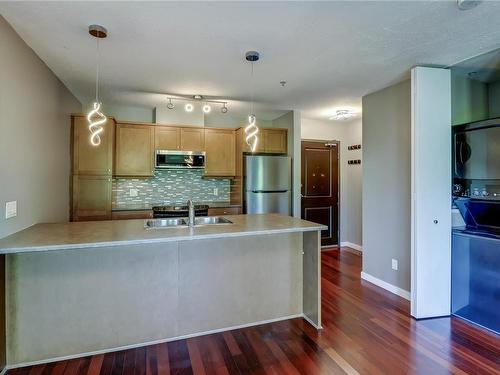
<box><xmin>71</xmin><ymin>175</ymin><xmax>112</xmax><ymax>221</ymax></box>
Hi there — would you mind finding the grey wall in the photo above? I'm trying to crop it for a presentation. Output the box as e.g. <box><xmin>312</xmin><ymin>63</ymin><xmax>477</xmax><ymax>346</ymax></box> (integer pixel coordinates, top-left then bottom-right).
<box><xmin>488</xmin><ymin>80</ymin><xmax>500</xmax><ymax>118</ymax></box>
<box><xmin>362</xmin><ymin>80</ymin><xmax>411</xmax><ymax>291</ymax></box>
<box><xmin>0</xmin><ymin>16</ymin><xmax>81</xmax><ymax>239</ymax></box>
<box><xmin>301</xmin><ymin>118</ymin><xmax>362</xmax><ymax>247</ymax></box>
<box><xmin>451</xmin><ymin>74</ymin><xmax>489</xmax><ymax>125</ymax></box>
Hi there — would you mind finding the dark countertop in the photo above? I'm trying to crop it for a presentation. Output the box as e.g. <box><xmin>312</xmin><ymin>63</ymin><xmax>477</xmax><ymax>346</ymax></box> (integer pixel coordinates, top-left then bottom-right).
<box><xmin>112</xmin><ymin>201</ymin><xmax>241</xmax><ymax>212</ymax></box>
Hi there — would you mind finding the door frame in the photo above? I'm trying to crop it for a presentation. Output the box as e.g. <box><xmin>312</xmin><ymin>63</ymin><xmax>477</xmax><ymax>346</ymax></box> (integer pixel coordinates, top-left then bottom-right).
<box><xmin>301</xmin><ymin>139</ymin><xmax>341</xmax><ymax>248</ymax></box>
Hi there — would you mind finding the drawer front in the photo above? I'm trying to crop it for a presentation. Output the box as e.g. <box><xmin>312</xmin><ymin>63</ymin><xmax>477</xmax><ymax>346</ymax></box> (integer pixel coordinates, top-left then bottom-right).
<box><xmin>207</xmin><ymin>207</ymin><xmax>241</xmax><ymax>216</ymax></box>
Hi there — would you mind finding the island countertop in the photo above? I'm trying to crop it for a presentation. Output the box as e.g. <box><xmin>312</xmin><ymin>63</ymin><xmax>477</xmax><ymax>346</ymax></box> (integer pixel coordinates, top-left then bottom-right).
<box><xmin>0</xmin><ymin>214</ymin><xmax>326</xmax><ymax>254</ymax></box>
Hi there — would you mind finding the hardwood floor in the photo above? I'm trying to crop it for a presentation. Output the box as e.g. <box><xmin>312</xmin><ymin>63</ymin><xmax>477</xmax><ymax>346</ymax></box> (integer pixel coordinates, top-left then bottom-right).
<box><xmin>8</xmin><ymin>248</ymin><xmax>500</xmax><ymax>375</ymax></box>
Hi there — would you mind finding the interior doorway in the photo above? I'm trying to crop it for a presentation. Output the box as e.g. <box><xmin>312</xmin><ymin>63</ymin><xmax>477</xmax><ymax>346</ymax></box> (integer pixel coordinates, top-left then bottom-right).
<box><xmin>301</xmin><ymin>140</ymin><xmax>340</xmax><ymax>246</ymax></box>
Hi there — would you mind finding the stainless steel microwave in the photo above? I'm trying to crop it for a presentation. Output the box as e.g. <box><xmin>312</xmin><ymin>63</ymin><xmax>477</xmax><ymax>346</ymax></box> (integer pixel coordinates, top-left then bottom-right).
<box><xmin>155</xmin><ymin>150</ymin><xmax>206</xmax><ymax>169</ymax></box>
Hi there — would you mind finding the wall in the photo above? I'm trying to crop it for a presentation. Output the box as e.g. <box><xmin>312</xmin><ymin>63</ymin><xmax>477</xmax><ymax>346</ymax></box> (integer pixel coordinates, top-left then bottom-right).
<box><xmin>362</xmin><ymin>80</ymin><xmax>411</xmax><ymax>292</ymax></box>
<box><xmin>0</xmin><ymin>16</ymin><xmax>81</xmax><ymax>239</ymax></box>
<box><xmin>451</xmin><ymin>74</ymin><xmax>489</xmax><ymax>125</ymax></box>
<box><xmin>301</xmin><ymin>118</ymin><xmax>363</xmax><ymax>247</ymax></box>
<box><xmin>488</xmin><ymin>80</ymin><xmax>500</xmax><ymax>118</ymax></box>
<box><xmin>113</xmin><ymin>169</ymin><xmax>230</xmax><ymax>206</ymax></box>
<box><xmin>102</xmin><ymin>104</ymin><xmax>154</xmax><ymax>123</ymax></box>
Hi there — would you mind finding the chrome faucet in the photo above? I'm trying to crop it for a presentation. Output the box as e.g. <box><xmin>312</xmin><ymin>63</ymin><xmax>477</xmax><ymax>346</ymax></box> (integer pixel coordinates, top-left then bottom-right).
<box><xmin>187</xmin><ymin>199</ymin><xmax>195</xmax><ymax>227</ymax></box>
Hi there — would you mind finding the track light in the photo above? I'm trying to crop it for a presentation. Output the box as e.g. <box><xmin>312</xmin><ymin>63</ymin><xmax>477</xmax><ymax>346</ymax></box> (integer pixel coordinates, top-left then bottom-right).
<box><xmin>185</xmin><ymin>103</ymin><xmax>194</xmax><ymax>112</ymax></box>
<box><xmin>166</xmin><ymin>96</ymin><xmax>228</xmax><ymax>114</ymax></box>
<box><xmin>221</xmin><ymin>103</ymin><xmax>228</xmax><ymax>114</ymax></box>
<box><xmin>202</xmin><ymin>104</ymin><xmax>211</xmax><ymax>113</ymax></box>
<box><xmin>167</xmin><ymin>98</ymin><xmax>174</xmax><ymax>109</ymax></box>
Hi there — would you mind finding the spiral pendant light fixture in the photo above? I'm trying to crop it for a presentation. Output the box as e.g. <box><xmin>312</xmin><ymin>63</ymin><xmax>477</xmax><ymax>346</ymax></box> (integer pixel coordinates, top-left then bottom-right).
<box><xmin>87</xmin><ymin>25</ymin><xmax>107</xmax><ymax>146</ymax></box>
<box><xmin>244</xmin><ymin>51</ymin><xmax>260</xmax><ymax>152</ymax></box>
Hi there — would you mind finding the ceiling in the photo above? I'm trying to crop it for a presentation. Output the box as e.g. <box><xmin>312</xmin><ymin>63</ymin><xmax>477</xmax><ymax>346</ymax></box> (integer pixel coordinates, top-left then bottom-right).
<box><xmin>1</xmin><ymin>1</ymin><xmax>500</xmax><ymax>121</ymax></box>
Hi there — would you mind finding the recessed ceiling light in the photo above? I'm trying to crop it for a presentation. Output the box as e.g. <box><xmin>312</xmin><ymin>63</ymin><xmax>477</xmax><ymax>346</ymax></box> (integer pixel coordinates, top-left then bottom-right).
<box><xmin>457</xmin><ymin>0</ymin><xmax>481</xmax><ymax>10</ymax></box>
<box><xmin>185</xmin><ymin>103</ymin><xmax>194</xmax><ymax>112</ymax></box>
<box><xmin>329</xmin><ymin>109</ymin><xmax>355</xmax><ymax>121</ymax></box>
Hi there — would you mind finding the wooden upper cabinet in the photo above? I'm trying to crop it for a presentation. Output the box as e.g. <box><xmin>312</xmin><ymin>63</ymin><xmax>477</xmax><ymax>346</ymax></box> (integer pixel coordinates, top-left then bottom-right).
<box><xmin>72</xmin><ymin>115</ymin><xmax>113</xmax><ymax>175</ymax></box>
<box><xmin>72</xmin><ymin>175</ymin><xmax>111</xmax><ymax>221</ymax></box>
<box><xmin>264</xmin><ymin>129</ymin><xmax>287</xmax><ymax>153</ymax></box>
<box><xmin>115</xmin><ymin>123</ymin><xmax>155</xmax><ymax>177</ymax></box>
<box><xmin>204</xmin><ymin>129</ymin><xmax>235</xmax><ymax>176</ymax></box>
<box><xmin>181</xmin><ymin>128</ymin><xmax>205</xmax><ymax>151</ymax></box>
<box><xmin>239</xmin><ymin>128</ymin><xmax>287</xmax><ymax>154</ymax></box>
<box><xmin>155</xmin><ymin>126</ymin><xmax>180</xmax><ymax>150</ymax></box>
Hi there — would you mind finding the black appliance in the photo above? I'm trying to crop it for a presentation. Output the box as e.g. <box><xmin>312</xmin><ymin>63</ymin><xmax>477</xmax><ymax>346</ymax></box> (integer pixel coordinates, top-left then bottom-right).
<box><xmin>152</xmin><ymin>205</ymin><xmax>209</xmax><ymax>218</ymax></box>
<box><xmin>155</xmin><ymin>150</ymin><xmax>205</xmax><ymax>169</ymax></box>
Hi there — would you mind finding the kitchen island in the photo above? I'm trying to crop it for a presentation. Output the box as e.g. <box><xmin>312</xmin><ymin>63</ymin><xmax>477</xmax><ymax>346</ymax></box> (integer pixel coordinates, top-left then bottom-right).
<box><xmin>0</xmin><ymin>214</ymin><xmax>325</xmax><ymax>367</ymax></box>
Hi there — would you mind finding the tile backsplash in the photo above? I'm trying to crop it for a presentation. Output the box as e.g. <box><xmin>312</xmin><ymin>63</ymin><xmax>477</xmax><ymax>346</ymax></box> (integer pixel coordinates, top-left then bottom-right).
<box><xmin>112</xmin><ymin>169</ymin><xmax>230</xmax><ymax>206</ymax></box>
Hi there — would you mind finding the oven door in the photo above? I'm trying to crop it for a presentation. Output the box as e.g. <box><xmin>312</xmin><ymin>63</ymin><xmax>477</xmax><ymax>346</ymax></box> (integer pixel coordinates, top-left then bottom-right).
<box><xmin>155</xmin><ymin>150</ymin><xmax>205</xmax><ymax>169</ymax></box>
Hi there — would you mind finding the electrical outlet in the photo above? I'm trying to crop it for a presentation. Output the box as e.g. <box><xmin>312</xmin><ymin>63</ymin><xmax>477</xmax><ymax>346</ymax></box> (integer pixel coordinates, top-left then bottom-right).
<box><xmin>129</xmin><ymin>189</ymin><xmax>139</xmax><ymax>197</ymax></box>
<box><xmin>213</xmin><ymin>187</ymin><xmax>218</xmax><ymax>196</ymax></box>
<box><xmin>391</xmin><ymin>259</ymin><xmax>398</xmax><ymax>271</ymax></box>
<box><xmin>5</xmin><ymin>200</ymin><xmax>17</xmax><ymax>219</ymax></box>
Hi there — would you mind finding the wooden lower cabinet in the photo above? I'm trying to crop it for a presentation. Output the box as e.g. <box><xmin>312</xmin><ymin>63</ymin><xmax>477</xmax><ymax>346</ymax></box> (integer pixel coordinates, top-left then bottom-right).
<box><xmin>111</xmin><ymin>210</ymin><xmax>153</xmax><ymax>220</ymax></box>
<box><xmin>204</xmin><ymin>129</ymin><xmax>235</xmax><ymax>176</ymax></box>
<box><xmin>207</xmin><ymin>207</ymin><xmax>241</xmax><ymax>216</ymax></box>
<box><xmin>72</xmin><ymin>175</ymin><xmax>112</xmax><ymax>221</ymax></box>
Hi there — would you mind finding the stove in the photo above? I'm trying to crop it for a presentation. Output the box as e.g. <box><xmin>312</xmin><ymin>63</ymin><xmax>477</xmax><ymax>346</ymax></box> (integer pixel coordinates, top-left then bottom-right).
<box><xmin>152</xmin><ymin>204</ymin><xmax>209</xmax><ymax>218</ymax></box>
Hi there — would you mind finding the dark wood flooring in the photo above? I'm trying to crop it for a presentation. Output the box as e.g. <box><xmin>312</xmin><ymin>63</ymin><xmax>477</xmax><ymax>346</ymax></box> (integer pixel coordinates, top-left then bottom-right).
<box><xmin>8</xmin><ymin>248</ymin><xmax>500</xmax><ymax>375</ymax></box>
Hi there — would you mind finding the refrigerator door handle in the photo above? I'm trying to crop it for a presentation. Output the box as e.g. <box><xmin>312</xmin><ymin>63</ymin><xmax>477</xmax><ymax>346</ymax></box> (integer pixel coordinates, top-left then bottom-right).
<box><xmin>251</xmin><ymin>190</ymin><xmax>288</xmax><ymax>193</ymax></box>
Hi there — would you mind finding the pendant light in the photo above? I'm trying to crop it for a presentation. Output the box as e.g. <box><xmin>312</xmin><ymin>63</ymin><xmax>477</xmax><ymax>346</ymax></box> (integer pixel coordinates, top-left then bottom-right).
<box><xmin>87</xmin><ymin>25</ymin><xmax>107</xmax><ymax>146</ymax></box>
<box><xmin>244</xmin><ymin>51</ymin><xmax>260</xmax><ymax>152</ymax></box>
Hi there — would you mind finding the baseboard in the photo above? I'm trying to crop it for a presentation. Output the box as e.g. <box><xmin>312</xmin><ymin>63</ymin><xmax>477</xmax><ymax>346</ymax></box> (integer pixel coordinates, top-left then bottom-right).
<box><xmin>5</xmin><ymin>313</ymin><xmax>308</xmax><ymax>370</ymax></box>
<box><xmin>340</xmin><ymin>242</ymin><xmax>362</xmax><ymax>252</ymax></box>
<box><xmin>302</xmin><ymin>314</ymin><xmax>323</xmax><ymax>330</ymax></box>
<box><xmin>360</xmin><ymin>271</ymin><xmax>411</xmax><ymax>300</ymax></box>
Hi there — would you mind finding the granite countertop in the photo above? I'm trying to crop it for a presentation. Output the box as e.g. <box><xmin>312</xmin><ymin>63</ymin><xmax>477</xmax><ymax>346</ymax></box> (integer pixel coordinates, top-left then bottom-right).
<box><xmin>0</xmin><ymin>214</ymin><xmax>326</xmax><ymax>254</ymax></box>
<box><xmin>112</xmin><ymin>201</ymin><xmax>241</xmax><ymax>211</ymax></box>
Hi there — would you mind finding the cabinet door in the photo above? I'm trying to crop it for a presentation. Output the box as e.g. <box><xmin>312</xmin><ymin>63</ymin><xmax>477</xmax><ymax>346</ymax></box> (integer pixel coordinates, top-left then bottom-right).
<box><xmin>265</xmin><ymin>129</ymin><xmax>287</xmax><ymax>153</ymax></box>
<box><xmin>72</xmin><ymin>115</ymin><xmax>113</xmax><ymax>175</ymax></box>
<box><xmin>241</xmin><ymin>127</ymin><xmax>265</xmax><ymax>153</ymax></box>
<box><xmin>155</xmin><ymin>126</ymin><xmax>180</xmax><ymax>150</ymax></box>
<box><xmin>72</xmin><ymin>175</ymin><xmax>111</xmax><ymax>221</ymax></box>
<box><xmin>181</xmin><ymin>128</ymin><xmax>205</xmax><ymax>151</ymax></box>
<box><xmin>111</xmin><ymin>210</ymin><xmax>153</xmax><ymax>220</ymax></box>
<box><xmin>207</xmin><ymin>207</ymin><xmax>241</xmax><ymax>216</ymax></box>
<box><xmin>204</xmin><ymin>129</ymin><xmax>235</xmax><ymax>176</ymax></box>
<box><xmin>115</xmin><ymin>124</ymin><xmax>155</xmax><ymax>176</ymax></box>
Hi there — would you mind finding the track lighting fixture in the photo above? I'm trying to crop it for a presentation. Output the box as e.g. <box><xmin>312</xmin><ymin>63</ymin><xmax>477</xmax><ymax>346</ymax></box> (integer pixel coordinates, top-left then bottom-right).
<box><xmin>165</xmin><ymin>96</ymin><xmax>228</xmax><ymax>114</ymax></box>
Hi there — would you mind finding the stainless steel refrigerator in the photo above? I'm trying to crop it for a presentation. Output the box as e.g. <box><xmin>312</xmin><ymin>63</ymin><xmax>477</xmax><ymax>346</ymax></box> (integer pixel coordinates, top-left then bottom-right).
<box><xmin>244</xmin><ymin>155</ymin><xmax>291</xmax><ymax>215</ymax></box>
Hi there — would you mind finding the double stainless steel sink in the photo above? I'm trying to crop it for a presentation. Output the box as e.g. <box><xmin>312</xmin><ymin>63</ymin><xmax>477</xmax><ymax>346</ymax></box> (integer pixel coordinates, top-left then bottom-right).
<box><xmin>145</xmin><ymin>216</ymin><xmax>233</xmax><ymax>229</ymax></box>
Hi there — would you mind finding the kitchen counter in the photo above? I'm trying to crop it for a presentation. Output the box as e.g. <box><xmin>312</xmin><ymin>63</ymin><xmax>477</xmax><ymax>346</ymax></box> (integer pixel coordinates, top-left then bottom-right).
<box><xmin>111</xmin><ymin>201</ymin><xmax>241</xmax><ymax>211</ymax></box>
<box><xmin>0</xmin><ymin>214</ymin><xmax>323</xmax><ymax>365</ymax></box>
<box><xmin>0</xmin><ymin>214</ymin><xmax>324</xmax><ymax>254</ymax></box>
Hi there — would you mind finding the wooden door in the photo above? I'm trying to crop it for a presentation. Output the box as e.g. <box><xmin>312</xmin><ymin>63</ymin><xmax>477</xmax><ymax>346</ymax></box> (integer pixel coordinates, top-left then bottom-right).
<box><xmin>181</xmin><ymin>128</ymin><xmax>205</xmax><ymax>151</ymax></box>
<box><xmin>155</xmin><ymin>126</ymin><xmax>180</xmax><ymax>150</ymax></box>
<box><xmin>301</xmin><ymin>141</ymin><xmax>339</xmax><ymax>246</ymax></box>
<box><xmin>265</xmin><ymin>129</ymin><xmax>287</xmax><ymax>153</ymax></box>
<box><xmin>204</xmin><ymin>129</ymin><xmax>235</xmax><ymax>176</ymax></box>
<box><xmin>72</xmin><ymin>175</ymin><xmax>111</xmax><ymax>221</ymax></box>
<box><xmin>115</xmin><ymin>124</ymin><xmax>155</xmax><ymax>176</ymax></box>
<box><xmin>72</xmin><ymin>115</ymin><xmax>113</xmax><ymax>175</ymax></box>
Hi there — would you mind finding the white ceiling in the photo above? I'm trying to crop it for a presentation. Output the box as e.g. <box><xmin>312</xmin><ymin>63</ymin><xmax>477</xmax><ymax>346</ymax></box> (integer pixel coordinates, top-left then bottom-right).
<box><xmin>1</xmin><ymin>1</ymin><xmax>500</xmax><ymax>120</ymax></box>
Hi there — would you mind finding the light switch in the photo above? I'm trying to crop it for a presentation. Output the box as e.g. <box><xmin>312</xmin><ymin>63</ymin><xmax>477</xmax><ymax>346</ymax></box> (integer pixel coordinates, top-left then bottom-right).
<box><xmin>129</xmin><ymin>189</ymin><xmax>139</xmax><ymax>197</ymax></box>
<box><xmin>213</xmin><ymin>188</ymin><xmax>218</xmax><ymax>196</ymax></box>
<box><xmin>391</xmin><ymin>259</ymin><xmax>398</xmax><ymax>271</ymax></box>
<box><xmin>5</xmin><ymin>200</ymin><xmax>17</xmax><ymax>219</ymax></box>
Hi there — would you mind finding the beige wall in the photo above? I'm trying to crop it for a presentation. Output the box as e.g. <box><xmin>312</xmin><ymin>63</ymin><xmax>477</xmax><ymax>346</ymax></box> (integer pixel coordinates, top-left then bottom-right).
<box><xmin>362</xmin><ymin>80</ymin><xmax>411</xmax><ymax>291</ymax></box>
<box><xmin>0</xmin><ymin>16</ymin><xmax>81</xmax><ymax>239</ymax></box>
<box><xmin>301</xmin><ymin>118</ymin><xmax>362</xmax><ymax>247</ymax></box>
